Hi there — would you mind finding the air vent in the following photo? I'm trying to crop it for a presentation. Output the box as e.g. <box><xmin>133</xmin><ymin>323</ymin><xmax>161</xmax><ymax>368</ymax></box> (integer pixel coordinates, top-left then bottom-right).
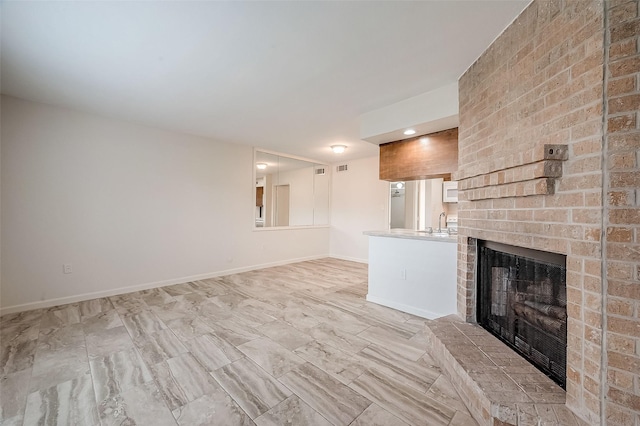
<box><xmin>315</xmin><ymin>168</ymin><xmax>325</xmax><ymax>175</ymax></box>
<box><xmin>336</xmin><ymin>164</ymin><xmax>348</xmax><ymax>172</ymax></box>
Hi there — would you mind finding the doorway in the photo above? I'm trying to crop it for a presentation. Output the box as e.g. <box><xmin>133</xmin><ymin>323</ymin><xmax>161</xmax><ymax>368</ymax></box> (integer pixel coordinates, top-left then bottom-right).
<box><xmin>389</xmin><ymin>182</ymin><xmax>406</xmax><ymax>228</ymax></box>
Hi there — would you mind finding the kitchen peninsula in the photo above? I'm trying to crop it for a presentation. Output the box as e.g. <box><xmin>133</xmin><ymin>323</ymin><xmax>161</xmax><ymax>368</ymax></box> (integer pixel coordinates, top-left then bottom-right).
<box><xmin>364</xmin><ymin>229</ymin><xmax>457</xmax><ymax>319</ymax></box>
<box><xmin>367</xmin><ymin>127</ymin><xmax>459</xmax><ymax>319</ymax></box>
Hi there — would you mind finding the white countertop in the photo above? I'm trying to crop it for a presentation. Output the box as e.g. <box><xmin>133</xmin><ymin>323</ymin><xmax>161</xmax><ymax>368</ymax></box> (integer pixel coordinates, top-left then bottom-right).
<box><xmin>364</xmin><ymin>229</ymin><xmax>457</xmax><ymax>243</ymax></box>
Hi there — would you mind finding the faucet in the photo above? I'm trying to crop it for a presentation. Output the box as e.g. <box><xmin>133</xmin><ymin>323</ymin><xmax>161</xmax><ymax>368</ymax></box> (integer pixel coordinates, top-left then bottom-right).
<box><xmin>438</xmin><ymin>212</ymin><xmax>446</xmax><ymax>233</ymax></box>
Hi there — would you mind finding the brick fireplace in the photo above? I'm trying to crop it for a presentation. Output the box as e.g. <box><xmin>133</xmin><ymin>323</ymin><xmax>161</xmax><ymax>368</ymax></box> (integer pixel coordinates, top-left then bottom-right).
<box><xmin>476</xmin><ymin>241</ymin><xmax>568</xmax><ymax>389</ymax></box>
<box><xmin>451</xmin><ymin>0</ymin><xmax>640</xmax><ymax>424</ymax></box>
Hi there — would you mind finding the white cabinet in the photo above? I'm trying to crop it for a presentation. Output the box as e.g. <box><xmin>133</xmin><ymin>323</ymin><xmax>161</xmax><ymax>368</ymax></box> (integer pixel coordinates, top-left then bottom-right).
<box><xmin>443</xmin><ymin>181</ymin><xmax>458</xmax><ymax>203</ymax></box>
<box><xmin>366</xmin><ymin>235</ymin><xmax>458</xmax><ymax>319</ymax></box>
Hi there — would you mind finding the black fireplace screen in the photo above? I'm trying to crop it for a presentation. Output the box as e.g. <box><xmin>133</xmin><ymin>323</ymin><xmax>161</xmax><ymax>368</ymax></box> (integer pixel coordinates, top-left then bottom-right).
<box><xmin>477</xmin><ymin>241</ymin><xmax>567</xmax><ymax>388</ymax></box>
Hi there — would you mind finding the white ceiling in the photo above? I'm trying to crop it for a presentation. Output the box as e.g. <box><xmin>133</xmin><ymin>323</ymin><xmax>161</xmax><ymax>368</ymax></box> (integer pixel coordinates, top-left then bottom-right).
<box><xmin>1</xmin><ymin>1</ymin><xmax>529</xmax><ymax>163</ymax></box>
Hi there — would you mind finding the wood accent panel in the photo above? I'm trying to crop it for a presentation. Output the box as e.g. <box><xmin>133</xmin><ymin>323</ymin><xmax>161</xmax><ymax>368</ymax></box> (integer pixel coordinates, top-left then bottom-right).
<box><xmin>379</xmin><ymin>128</ymin><xmax>458</xmax><ymax>181</ymax></box>
<box><xmin>256</xmin><ymin>186</ymin><xmax>264</xmax><ymax>207</ymax></box>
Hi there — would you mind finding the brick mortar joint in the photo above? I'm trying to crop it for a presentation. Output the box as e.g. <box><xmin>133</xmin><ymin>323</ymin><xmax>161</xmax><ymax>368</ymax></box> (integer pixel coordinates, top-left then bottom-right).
<box><xmin>607</xmin><ymin>110</ymin><xmax>640</xmax><ymax>118</ymax></box>
<box><xmin>459</xmin><ymin>165</ymin><xmax>564</xmax><ymax>191</ymax></box>
<box><xmin>600</xmin><ymin>0</ymin><xmax>616</xmax><ymax>423</ymax></box>
<box><xmin>455</xmin><ymin>146</ymin><xmax>568</xmax><ymax>181</ymax></box>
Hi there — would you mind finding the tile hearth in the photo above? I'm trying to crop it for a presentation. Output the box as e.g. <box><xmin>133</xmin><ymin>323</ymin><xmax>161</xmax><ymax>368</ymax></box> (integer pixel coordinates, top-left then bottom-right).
<box><xmin>425</xmin><ymin>316</ymin><xmax>588</xmax><ymax>426</ymax></box>
<box><xmin>1</xmin><ymin>258</ymin><xmax>476</xmax><ymax>426</ymax></box>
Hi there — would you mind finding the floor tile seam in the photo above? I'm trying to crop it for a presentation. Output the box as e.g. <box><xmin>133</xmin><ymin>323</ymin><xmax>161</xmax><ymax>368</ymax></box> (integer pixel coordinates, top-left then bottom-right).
<box><xmin>91</xmin><ymin>345</ymin><xmax>158</xmax><ymax>410</ymax></box>
<box><xmin>209</xmin><ymin>354</ymin><xmax>289</xmax><ymax>418</ymax></box>
<box><xmin>354</xmin><ymin>323</ymin><xmax>376</xmax><ymax>341</ymax></box>
<box><xmin>252</xmin><ymin>393</ymin><xmax>333</xmax><ymax>426</ymax></box>
<box><xmin>276</xmin><ymin>388</ymin><xmax>338</xmax><ymax>426</ymax></box>
<box><xmin>362</xmin><ymin>361</ymin><xmax>438</xmax><ymax>396</ymax></box>
<box><xmin>282</xmin><ymin>361</ymin><xmax>373</xmax><ymax>424</ymax></box>
<box><xmin>118</xmin><ymin>308</ymin><xmax>186</xmax><ymax>424</ymax></box>
<box><xmin>275</xmin><ymin>335</ymin><xmax>314</xmax><ymax>353</ymax></box>
<box><xmin>293</xmin><ymin>341</ymin><xmax>359</xmax><ymax>386</ymax></box>
<box><xmin>304</xmin><ymin>313</ymin><xmax>347</xmax><ymax>333</ymax></box>
<box><xmin>291</xmin><ymin>372</ymin><xmax>372</xmax><ymax>426</ymax></box>
<box><xmin>361</xmin><ymin>337</ymin><xmax>433</xmax><ymax>367</ymax></box>
<box><xmin>28</xmin><ymin>321</ymin><xmax>72</xmax><ymax>396</ymax></box>
<box><xmin>28</xmin><ymin>323</ymin><xmax>49</xmax><ymax>375</ymax></box>
<box><xmin>79</xmin><ymin>319</ymin><xmax>104</xmax><ymax>423</ymax></box>
<box><xmin>357</xmin><ymin>322</ymin><xmax>420</xmax><ymax>342</ymax></box>
<box><xmin>171</xmin><ymin>355</ymin><xmax>222</xmax><ymax>410</ymax></box>
<box><xmin>320</xmin><ymin>300</ymin><xmax>368</xmax><ymax>320</ymax></box>
<box><xmin>344</xmin><ymin>403</ymin><xmax>407</xmax><ymax>426</ymax></box>
<box><xmin>114</xmin><ymin>307</ymin><xmax>150</xmax><ymax>353</ymax></box>
<box><xmin>346</xmin><ymin>377</ymin><xmax>430</xmax><ymax>426</ymax></box>
<box><xmin>360</xmin><ymin>336</ymin><xmax>428</xmax><ymax>364</ymax></box>
<box><xmin>27</xmin><ymin>327</ymin><xmax>97</xmax><ymax>423</ymax></box>
<box><xmin>158</xmin><ymin>361</ymin><xmax>192</xmax><ymax>412</ymax></box>
<box><xmin>356</xmin><ymin>311</ymin><xmax>419</xmax><ymax>336</ymax></box>
<box><xmin>354</xmin><ymin>370</ymin><xmax>458</xmax><ymax>412</ymax></box>
<box><xmin>343</xmin><ymin>401</ymin><xmax>372</xmax><ymax>426</ymax></box>
<box><xmin>206</xmin><ymin>374</ymin><xmax>260</xmax><ymax>423</ymax></box>
<box><xmin>422</xmin><ymin>372</ymin><xmax>445</xmax><ymax>396</ymax></box>
<box><xmin>6</xmin><ymin>365</ymin><xmax>33</xmax><ymax>424</ymax></box>
<box><xmin>0</xmin><ymin>339</ymin><xmax>19</xmax><ymax>376</ymax></box>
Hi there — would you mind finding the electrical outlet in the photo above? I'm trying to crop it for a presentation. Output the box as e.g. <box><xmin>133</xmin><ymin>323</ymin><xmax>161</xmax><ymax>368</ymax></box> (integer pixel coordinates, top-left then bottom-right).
<box><xmin>400</xmin><ymin>269</ymin><xmax>406</xmax><ymax>280</ymax></box>
<box><xmin>63</xmin><ymin>264</ymin><xmax>72</xmax><ymax>274</ymax></box>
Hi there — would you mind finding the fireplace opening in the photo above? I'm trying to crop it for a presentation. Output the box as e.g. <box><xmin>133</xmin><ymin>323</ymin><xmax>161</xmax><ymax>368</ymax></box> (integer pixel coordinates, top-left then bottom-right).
<box><xmin>477</xmin><ymin>240</ymin><xmax>567</xmax><ymax>388</ymax></box>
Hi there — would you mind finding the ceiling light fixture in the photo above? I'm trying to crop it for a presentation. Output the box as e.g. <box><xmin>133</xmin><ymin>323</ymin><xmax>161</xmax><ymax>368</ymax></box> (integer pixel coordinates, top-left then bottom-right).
<box><xmin>396</xmin><ymin>182</ymin><xmax>404</xmax><ymax>189</ymax></box>
<box><xmin>403</xmin><ymin>129</ymin><xmax>416</xmax><ymax>136</ymax></box>
<box><xmin>331</xmin><ymin>145</ymin><xmax>347</xmax><ymax>154</ymax></box>
<box><xmin>256</xmin><ymin>163</ymin><xmax>267</xmax><ymax>170</ymax></box>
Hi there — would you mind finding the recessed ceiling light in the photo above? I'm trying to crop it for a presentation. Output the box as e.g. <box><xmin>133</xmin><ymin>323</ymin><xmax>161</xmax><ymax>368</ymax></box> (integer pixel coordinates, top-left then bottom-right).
<box><xmin>396</xmin><ymin>182</ymin><xmax>404</xmax><ymax>189</ymax></box>
<box><xmin>256</xmin><ymin>163</ymin><xmax>267</xmax><ymax>170</ymax></box>
<box><xmin>331</xmin><ymin>145</ymin><xmax>347</xmax><ymax>154</ymax></box>
<box><xmin>403</xmin><ymin>129</ymin><xmax>416</xmax><ymax>136</ymax></box>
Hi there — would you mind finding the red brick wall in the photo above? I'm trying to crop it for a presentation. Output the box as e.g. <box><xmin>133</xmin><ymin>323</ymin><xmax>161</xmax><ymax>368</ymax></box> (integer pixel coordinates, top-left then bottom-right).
<box><xmin>603</xmin><ymin>0</ymin><xmax>640</xmax><ymax>424</ymax></box>
<box><xmin>457</xmin><ymin>1</ymin><xmax>605</xmax><ymax>423</ymax></box>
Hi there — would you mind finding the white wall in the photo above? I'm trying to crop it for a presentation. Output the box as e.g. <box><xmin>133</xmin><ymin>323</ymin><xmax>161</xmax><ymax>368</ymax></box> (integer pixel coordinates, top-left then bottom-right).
<box><xmin>1</xmin><ymin>96</ymin><xmax>329</xmax><ymax>313</ymax></box>
<box><xmin>329</xmin><ymin>156</ymin><xmax>389</xmax><ymax>263</ymax></box>
<box><xmin>312</xmin><ymin>168</ymin><xmax>330</xmax><ymax>225</ymax></box>
<box><xmin>424</xmin><ymin>178</ymin><xmax>445</xmax><ymax>230</ymax></box>
<box><xmin>275</xmin><ymin>166</ymin><xmax>314</xmax><ymax>226</ymax></box>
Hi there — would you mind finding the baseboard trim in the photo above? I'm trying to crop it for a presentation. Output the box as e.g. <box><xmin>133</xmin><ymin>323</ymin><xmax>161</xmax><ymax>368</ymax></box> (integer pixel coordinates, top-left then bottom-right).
<box><xmin>0</xmin><ymin>254</ymin><xmax>329</xmax><ymax>316</ymax></box>
<box><xmin>329</xmin><ymin>254</ymin><xmax>368</xmax><ymax>264</ymax></box>
<box><xmin>365</xmin><ymin>294</ymin><xmax>446</xmax><ymax>320</ymax></box>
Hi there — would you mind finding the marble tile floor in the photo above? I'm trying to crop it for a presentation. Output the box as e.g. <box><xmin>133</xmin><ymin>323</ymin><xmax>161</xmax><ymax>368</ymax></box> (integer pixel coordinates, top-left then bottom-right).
<box><xmin>1</xmin><ymin>258</ymin><xmax>477</xmax><ymax>426</ymax></box>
